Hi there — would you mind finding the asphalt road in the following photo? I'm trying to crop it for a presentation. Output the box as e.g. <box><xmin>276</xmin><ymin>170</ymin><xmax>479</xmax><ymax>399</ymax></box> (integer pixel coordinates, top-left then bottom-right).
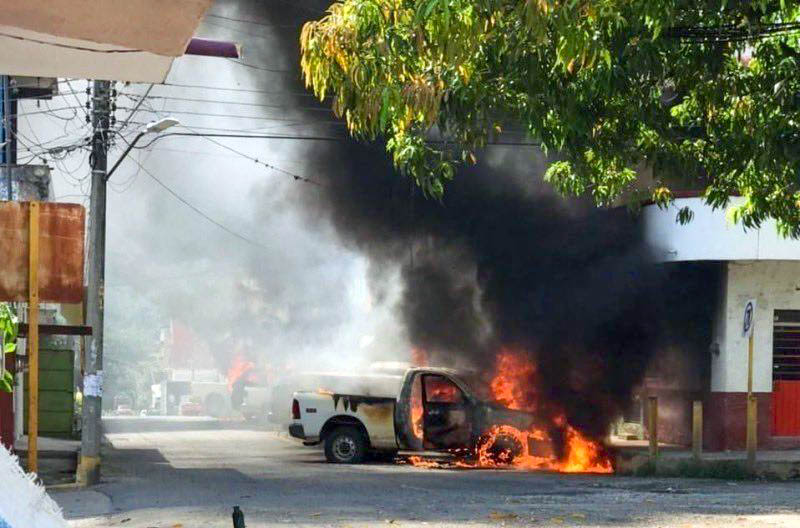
<box><xmin>53</xmin><ymin>418</ymin><xmax>800</xmax><ymax>528</ymax></box>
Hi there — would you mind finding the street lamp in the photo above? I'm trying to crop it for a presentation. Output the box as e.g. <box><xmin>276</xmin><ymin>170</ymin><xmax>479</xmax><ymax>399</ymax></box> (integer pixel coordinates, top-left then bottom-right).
<box><xmin>105</xmin><ymin>117</ymin><xmax>180</xmax><ymax>181</ymax></box>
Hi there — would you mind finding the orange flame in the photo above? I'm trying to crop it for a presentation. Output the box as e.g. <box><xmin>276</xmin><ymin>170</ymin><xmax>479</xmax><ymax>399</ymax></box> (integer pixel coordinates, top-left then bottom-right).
<box><xmin>490</xmin><ymin>348</ymin><xmax>537</xmax><ymax>411</ymax></box>
<box><xmin>411</xmin><ymin>347</ymin><xmax>428</xmax><ymax>367</ymax></box>
<box><xmin>226</xmin><ymin>354</ymin><xmax>255</xmax><ymax>392</ymax></box>
<box><xmin>406</xmin><ymin>349</ymin><xmax>612</xmax><ymax>473</ymax></box>
<box><xmin>410</xmin><ymin>372</ymin><xmax>424</xmax><ymax>440</ymax></box>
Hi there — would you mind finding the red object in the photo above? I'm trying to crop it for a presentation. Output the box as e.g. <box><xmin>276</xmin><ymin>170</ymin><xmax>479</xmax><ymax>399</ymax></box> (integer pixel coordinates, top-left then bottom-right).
<box><xmin>291</xmin><ymin>399</ymin><xmax>300</xmax><ymax>420</ymax></box>
<box><xmin>705</xmin><ymin>392</ymin><xmax>772</xmax><ymax>450</ymax></box>
<box><xmin>0</xmin><ymin>391</ymin><xmax>12</xmax><ymax>450</ymax></box>
<box><xmin>185</xmin><ymin>38</ymin><xmax>241</xmax><ymax>58</ymax></box>
<box><xmin>772</xmin><ymin>381</ymin><xmax>800</xmax><ymax>436</ymax></box>
<box><xmin>0</xmin><ymin>353</ymin><xmax>14</xmax><ymax>450</ymax></box>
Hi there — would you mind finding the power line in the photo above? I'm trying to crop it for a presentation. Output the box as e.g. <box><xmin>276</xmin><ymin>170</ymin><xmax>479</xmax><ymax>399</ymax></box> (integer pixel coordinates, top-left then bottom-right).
<box><xmin>124</xmin><ymin>120</ymin><xmax>345</xmax><ymax>134</ymax></box>
<box><xmin>666</xmin><ymin>22</ymin><xmax>800</xmax><ymax>43</ymax></box>
<box><xmin>136</xmin><ymin>81</ymin><xmax>316</xmax><ymax>96</ymax></box>
<box><xmin>3</xmin><ymin>106</ymin><xmax>83</xmax><ymax>120</ymax></box>
<box><xmin>119</xmin><ymin>92</ymin><xmax>333</xmax><ymax>112</ymax></box>
<box><xmin>117</xmin><ymin>140</ymin><xmax>275</xmax><ymax>250</ymax></box>
<box><xmin>118</xmin><ymin>106</ymin><xmax>336</xmax><ymax>122</ymax></box>
<box><xmin>134</xmin><ymin>131</ymin><xmax>347</xmax><ymax>149</ymax></box>
<box><xmin>178</xmin><ymin>124</ymin><xmax>324</xmax><ymax>186</ymax></box>
<box><xmin>203</xmin><ymin>19</ymin><xmax>299</xmax><ymax>38</ymax></box>
<box><xmin>205</xmin><ymin>12</ymin><xmax>302</xmax><ymax>28</ymax></box>
<box><xmin>133</xmin><ymin>130</ymin><xmax>541</xmax><ymax>149</ymax></box>
<box><xmin>116</xmin><ymin>84</ymin><xmax>154</xmax><ymax>133</ymax></box>
<box><xmin>4</xmin><ymin>89</ymin><xmax>83</xmax><ymax>104</ymax></box>
<box><xmin>225</xmin><ymin>58</ymin><xmax>296</xmax><ymax>74</ymax></box>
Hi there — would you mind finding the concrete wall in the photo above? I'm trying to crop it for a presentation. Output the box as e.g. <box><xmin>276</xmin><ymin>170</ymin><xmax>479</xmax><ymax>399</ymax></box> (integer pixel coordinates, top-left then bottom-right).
<box><xmin>644</xmin><ymin>198</ymin><xmax>800</xmax><ymax>262</ymax></box>
<box><xmin>711</xmin><ymin>261</ymin><xmax>800</xmax><ymax>393</ymax></box>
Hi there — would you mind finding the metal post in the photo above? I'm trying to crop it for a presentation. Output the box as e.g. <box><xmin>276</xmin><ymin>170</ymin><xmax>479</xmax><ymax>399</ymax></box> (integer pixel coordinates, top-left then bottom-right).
<box><xmin>746</xmin><ymin>333</ymin><xmax>756</xmax><ymax>470</ymax></box>
<box><xmin>746</xmin><ymin>332</ymin><xmax>756</xmax><ymax>470</ymax></box>
<box><xmin>692</xmin><ymin>400</ymin><xmax>702</xmax><ymax>460</ymax></box>
<box><xmin>648</xmin><ymin>396</ymin><xmax>658</xmax><ymax>459</ymax></box>
<box><xmin>78</xmin><ymin>80</ymin><xmax>110</xmax><ymax>485</ymax></box>
<box><xmin>27</xmin><ymin>201</ymin><xmax>39</xmax><ymax>473</ymax></box>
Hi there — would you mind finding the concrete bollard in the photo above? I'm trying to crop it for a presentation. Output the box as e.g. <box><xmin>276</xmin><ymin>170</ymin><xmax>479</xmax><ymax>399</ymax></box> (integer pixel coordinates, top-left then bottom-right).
<box><xmin>648</xmin><ymin>396</ymin><xmax>658</xmax><ymax>459</ymax></box>
<box><xmin>692</xmin><ymin>400</ymin><xmax>702</xmax><ymax>460</ymax></box>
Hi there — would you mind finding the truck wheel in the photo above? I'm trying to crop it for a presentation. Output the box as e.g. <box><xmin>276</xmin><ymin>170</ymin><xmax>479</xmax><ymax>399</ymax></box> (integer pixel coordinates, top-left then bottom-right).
<box><xmin>324</xmin><ymin>426</ymin><xmax>367</xmax><ymax>464</ymax></box>
<box><xmin>477</xmin><ymin>433</ymin><xmax>523</xmax><ymax>465</ymax></box>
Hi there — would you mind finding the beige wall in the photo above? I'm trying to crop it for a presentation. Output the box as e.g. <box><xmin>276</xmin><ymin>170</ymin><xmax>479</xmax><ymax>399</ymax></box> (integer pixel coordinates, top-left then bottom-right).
<box><xmin>711</xmin><ymin>261</ymin><xmax>800</xmax><ymax>393</ymax></box>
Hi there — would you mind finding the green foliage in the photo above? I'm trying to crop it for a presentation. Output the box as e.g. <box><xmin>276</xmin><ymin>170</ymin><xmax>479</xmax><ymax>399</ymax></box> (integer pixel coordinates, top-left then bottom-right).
<box><xmin>301</xmin><ymin>0</ymin><xmax>800</xmax><ymax>233</ymax></box>
<box><xmin>0</xmin><ymin>303</ymin><xmax>18</xmax><ymax>393</ymax></box>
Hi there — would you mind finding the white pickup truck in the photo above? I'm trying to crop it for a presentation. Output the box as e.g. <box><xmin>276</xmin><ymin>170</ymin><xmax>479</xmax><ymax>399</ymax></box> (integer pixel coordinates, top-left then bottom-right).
<box><xmin>288</xmin><ymin>367</ymin><xmax>542</xmax><ymax>463</ymax></box>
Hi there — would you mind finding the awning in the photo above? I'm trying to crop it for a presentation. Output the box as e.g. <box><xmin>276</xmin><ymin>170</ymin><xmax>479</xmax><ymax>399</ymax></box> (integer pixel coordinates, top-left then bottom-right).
<box><xmin>0</xmin><ymin>0</ymin><xmax>214</xmax><ymax>83</ymax></box>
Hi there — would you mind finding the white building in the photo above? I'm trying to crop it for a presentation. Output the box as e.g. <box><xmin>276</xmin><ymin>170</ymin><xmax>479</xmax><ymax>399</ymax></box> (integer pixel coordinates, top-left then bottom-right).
<box><xmin>644</xmin><ymin>196</ymin><xmax>800</xmax><ymax>449</ymax></box>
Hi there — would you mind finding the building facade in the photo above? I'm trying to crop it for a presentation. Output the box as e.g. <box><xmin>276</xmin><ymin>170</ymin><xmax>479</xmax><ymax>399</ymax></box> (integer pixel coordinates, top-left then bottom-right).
<box><xmin>644</xmin><ymin>196</ymin><xmax>800</xmax><ymax>449</ymax></box>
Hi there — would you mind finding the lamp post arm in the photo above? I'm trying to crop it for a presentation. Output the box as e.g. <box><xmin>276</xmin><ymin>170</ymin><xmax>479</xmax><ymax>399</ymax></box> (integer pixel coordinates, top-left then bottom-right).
<box><xmin>105</xmin><ymin>131</ymin><xmax>145</xmax><ymax>182</ymax></box>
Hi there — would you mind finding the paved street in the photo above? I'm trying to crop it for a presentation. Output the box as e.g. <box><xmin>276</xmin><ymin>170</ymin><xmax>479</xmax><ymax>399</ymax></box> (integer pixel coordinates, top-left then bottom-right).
<box><xmin>50</xmin><ymin>418</ymin><xmax>800</xmax><ymax>528</ymax></box>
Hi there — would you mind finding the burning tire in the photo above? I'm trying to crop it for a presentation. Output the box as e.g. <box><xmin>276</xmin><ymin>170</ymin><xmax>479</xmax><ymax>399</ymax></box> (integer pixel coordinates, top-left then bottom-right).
<box><xmin>324</xmin><ymin>426</ymin><xmax>367</xmax><ymax>464</ymax></box>
<box><xmin>477</xmin><ymin>432</ymin><xmax>524</xmax><ymax>466</ymax></box>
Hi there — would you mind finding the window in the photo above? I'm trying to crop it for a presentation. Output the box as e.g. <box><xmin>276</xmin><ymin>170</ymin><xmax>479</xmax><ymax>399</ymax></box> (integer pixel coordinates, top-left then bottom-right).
<box><xmin>773</xmin><ymin>310</ymin><xmax>800</xmax><ymax>381</ymax></box>
<box><xmin>424</xmin><ymin>375</ymin><xmax>464</xmax><ymax>404</ymax></box>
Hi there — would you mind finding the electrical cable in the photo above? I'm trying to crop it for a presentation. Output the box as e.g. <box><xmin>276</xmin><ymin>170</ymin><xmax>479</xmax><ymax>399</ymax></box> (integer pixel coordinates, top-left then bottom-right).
<box><xmin>134</xmin><ymin>131</ymin><xmax>346</xmax><ymax>149</ymax></box>
<box><xmin>118</xmin><ymin>106</ymin><xmax>336</xmax><ymax>123</ymax></box>
<box><xmin>203</xmin><ymin>19</ymin><xmax>299</xmax><ymax>38</ymax></box>
<box><xmin>205</xmin><ymin>12</ymin><xmax>303</xmax><ymax>27</ymax></box>
<box><xmin>119</xmin><ymin>92</ymin><xmax>333</xmax><ymax>112</ymax></box>
<box><xmin>3</xmin><ymin>90</ymin><xmax>83</xmax><ymax>104</ymax></box>
<box><xmin>115</xmin><ymin>139</ymin><xmax>275</xmax><ymax>250</ymax></box>
<box><xmin>225</xmin><ymin>58</ymin><xmax>296</xmax><ymax>74</ymax></box>
<box><xmin>124</xmin><ymin>120</ymin><xmax>345</xmax><ymax>134</ymax></box>
<box><xmin>116</xmin><ymin>84</ymin><xmax>154</xmax><ymax>133</ymax></box>
<box><xmin>127</xmin><ymin>81</ymin><xmax>317</xmax><ymax>96</ymax></box>
<box><xmin>177</xmin><ymin>124</ymin><xmax>324</xmax><ymax>186</ymax></box>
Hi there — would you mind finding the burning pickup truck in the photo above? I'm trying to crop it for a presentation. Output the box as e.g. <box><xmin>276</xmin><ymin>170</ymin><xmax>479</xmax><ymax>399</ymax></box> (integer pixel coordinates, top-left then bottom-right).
<box><xmin>289</xmin><ymin>366</ymin><xmax>567</xmax><ymax>465</ymax></box>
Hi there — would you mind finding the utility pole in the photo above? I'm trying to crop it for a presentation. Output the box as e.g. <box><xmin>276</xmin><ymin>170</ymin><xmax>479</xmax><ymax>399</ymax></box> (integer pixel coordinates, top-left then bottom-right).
<box><xmin>2</xmin><ymin>75</ymin><xmax>12</xmax><ymax>200</ymax></box>
<box><xmin>78</xmin><ymin>80</ymin><xmax>110</xmax><ymax>485</ymax></box>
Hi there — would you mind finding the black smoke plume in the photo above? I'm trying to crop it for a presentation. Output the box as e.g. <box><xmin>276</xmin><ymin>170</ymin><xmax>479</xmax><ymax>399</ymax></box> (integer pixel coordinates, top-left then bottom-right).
<box><xmin>221</xmin><ymin>0</ymin><xmax>717</xmax><ymax>446</ymax></box>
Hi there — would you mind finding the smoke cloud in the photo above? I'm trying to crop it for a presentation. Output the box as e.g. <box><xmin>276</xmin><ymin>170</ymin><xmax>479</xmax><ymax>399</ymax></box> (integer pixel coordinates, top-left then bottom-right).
<box><xmin>238</xmin><ymin>0</ymin><xmax>718</xmax><ymax>443</ymax></box>
<box><xmin>33</xmin><ymin>0</ymin><xmax>716</xmax><ymax>435</ymax></box>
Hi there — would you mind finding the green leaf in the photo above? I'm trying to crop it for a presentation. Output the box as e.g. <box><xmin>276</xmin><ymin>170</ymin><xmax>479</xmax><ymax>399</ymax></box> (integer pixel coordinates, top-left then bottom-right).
<box><xmin>0</xmin><ymin>370</ymin><xmax>12</xmax><ymax>393</ymax></box>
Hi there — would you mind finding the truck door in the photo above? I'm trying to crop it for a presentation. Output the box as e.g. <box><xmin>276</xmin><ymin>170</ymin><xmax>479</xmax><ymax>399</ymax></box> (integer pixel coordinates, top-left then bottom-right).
<box><xmin>422</xmin><ymin>374</ymin><xmax>471</xmax><ymax>449</ymax></box>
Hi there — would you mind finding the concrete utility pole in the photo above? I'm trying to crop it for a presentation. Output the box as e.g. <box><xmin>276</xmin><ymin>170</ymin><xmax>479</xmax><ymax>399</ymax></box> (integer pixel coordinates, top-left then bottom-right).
<box><xmin>79</xmin><ymin>80</ymin><xmax>111</xmax><ymax>485</ymax></box>
<box><xmin>2</xmin><ymin>75</ymin><xmax>12</xmax><ymax>199</ymax></box>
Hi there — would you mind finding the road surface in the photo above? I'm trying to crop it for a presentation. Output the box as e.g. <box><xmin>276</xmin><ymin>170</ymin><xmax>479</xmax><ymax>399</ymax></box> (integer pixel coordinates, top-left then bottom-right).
<box><xmin>54</xmin><ymin>418</ymin><xmax>800</xmax><ymax>528</ymax></box>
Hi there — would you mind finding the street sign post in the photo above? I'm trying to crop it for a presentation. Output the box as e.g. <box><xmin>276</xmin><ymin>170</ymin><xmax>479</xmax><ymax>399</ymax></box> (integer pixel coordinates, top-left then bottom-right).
<box><xmin>743</xmin><ymin>298</ymin><xmax>756</xmax><ymax>471</ymax></box>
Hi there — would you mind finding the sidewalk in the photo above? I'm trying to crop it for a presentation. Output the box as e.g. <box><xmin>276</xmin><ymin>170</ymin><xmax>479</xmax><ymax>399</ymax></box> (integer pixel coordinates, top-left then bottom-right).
<box><xmin>15</xmin><ymin>435</ymin><xmax>79</xmax><ymax>486</ymax></box>
<box><xmin>614</xmin><ymin>441</ymin><xmax>800</xmax><ymax>479</ymax></box>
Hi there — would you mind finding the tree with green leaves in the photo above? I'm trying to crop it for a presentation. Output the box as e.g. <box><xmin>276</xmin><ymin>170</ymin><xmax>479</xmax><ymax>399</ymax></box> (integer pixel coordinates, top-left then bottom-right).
<box><xmin>300</xmin><ymin>1</ymin><xmax>800</xmax><ymax>234</ymax></box>
<box><xmin>0</xmin><ymin>304</ymin><xmax>17</xmax><ymax>393</ymax></box>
